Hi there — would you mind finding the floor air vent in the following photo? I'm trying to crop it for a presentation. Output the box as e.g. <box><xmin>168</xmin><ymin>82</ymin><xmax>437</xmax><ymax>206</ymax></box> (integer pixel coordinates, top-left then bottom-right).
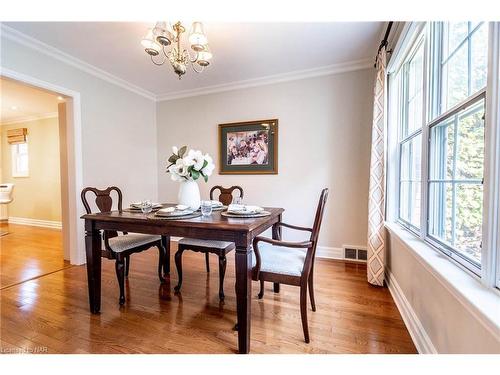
<box><xmin>343</xmin><ymin>246</ymin><xmax>368</xmax><ymax>262</ymax></box>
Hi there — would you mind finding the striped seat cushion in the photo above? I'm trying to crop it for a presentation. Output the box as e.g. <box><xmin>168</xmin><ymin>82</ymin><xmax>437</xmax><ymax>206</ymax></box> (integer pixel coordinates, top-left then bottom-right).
<box><xmin>107</xmin><ymin>233</ymin><xmax>160</xmax><ymax>252</ymax></box>
<box><xmin>178</xmin><ymin>238</ymin><xmax>235</xmax><ymax>250</ymax></box>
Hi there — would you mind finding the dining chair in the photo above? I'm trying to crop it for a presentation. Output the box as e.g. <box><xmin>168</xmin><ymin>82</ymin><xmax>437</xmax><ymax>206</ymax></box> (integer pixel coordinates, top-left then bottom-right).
<box><xmin>252</xmin><ymin>188</ymin><xmax>328</xmax><ymax>343</ymax></box>
<box><xmin>81</xmin><ymin>186</ymin><xmax>168</xmax><ymax>305</ymax></box>
<box><xmin>174</xmin><ymin>185</ymin><xmax>243</xmax><ymax>300</ymax></box>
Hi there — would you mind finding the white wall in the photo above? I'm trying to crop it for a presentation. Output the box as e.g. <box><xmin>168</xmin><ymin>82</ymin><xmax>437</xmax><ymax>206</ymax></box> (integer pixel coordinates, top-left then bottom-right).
<box><xmin>156</xmin><ymin>69</ymin><xmax>374</xmax><ymax>250</ymax></box>
<box><xmin>0</xmin><ymin>37</ymin><xmax>158</xmax><ymax>206</ymax></box>
<box><xmin>1</xmin><ymin>117</ymin><xmax>62</xmax><ymax>222</ymax></box>
<box><xmin>386</xmin><ymin>228</ymin><xmax>500</xmax><ymax>353</ymax></box>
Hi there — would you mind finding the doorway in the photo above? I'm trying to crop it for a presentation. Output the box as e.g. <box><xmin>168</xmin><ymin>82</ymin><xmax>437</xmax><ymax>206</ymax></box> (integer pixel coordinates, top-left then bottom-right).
<box><xmin>0</xmin><ymin>72</ymin><xmax>84</xmax><ymax>288</ymax></box>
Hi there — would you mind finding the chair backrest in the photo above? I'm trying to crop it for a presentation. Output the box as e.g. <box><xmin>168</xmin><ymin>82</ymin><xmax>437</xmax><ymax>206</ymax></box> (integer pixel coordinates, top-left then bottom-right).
<box><xmin>0</xmin><ymin>183</ymin><xmax>14</xmax><ymax>202</ymax></box>
<box><xmin>209</xmin><ymin>185</ymin><xmax>244</xmax><ymax>206</ymax></box>
<box><xmin>81</xmin><ymin>186</ymin><xmax>123</xmax><ymax>240</ymax></box>
<box><xmin>310</xmin><ymin>188</ymin><xmax>329</xmax><ymax>247</ymax></box>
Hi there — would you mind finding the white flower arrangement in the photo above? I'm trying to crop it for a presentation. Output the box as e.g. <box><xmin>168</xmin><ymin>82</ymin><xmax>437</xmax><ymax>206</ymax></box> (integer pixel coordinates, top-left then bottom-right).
<box><xmin>167</xmin><ymin>145</ymin><xmax>215</xmax><ymax>182</ymax></box>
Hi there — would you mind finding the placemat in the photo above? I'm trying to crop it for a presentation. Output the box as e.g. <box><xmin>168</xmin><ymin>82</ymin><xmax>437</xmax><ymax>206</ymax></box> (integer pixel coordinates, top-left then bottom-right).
<box><xmin>221</xmin><ymin>211</ymin><xmax>271</xmax><ymax>218</ymax></box>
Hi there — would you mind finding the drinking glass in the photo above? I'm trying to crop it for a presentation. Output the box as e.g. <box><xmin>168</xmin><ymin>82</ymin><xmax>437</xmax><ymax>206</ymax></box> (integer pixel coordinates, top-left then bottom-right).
<box><xmin>232</xmin><ymin>196</ymin><xmax>243</xmax><ymax>205</ymax></box>
<box><xmin>200</xmin><ymin>200</ymin><xmax>213</xmax><ymax>217</ymax></box>
<box><xmin>140</xmin><ymin>200</ymin><xmax>153</xmax><ymax>214</ymax></box>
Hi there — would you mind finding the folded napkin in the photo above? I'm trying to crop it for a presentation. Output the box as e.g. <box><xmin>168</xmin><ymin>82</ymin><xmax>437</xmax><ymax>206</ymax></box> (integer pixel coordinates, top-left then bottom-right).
<box><xmin>227</xmin><ymin>204</ymin><xmax>264</xmax><ymax>214</ymax></box>
<box><xmin>210</xmin><ymin>200</ymin><xmax>223</xmax><ymax>207</ymax></box>
<box><xmin>157</xmin><ymin>207</ymin><xmax>193</xmax><ymax>216</ymax></box>
<box><xmin>130</xmin><ymin>202</ymin><xmax>161</xmax><ymax>208</ymax></box>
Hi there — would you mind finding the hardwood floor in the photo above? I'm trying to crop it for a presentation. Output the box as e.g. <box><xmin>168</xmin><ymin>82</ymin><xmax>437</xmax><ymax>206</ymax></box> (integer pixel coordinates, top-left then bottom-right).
<box><xmin>0</xmin><ymin>225</ymin><xmax>417</xmax><ymax>354</ymax></box>
<box><xmin>0</xmin><ymin>223</ymin><xmax>69</xmax><ymax>288</ymax></box>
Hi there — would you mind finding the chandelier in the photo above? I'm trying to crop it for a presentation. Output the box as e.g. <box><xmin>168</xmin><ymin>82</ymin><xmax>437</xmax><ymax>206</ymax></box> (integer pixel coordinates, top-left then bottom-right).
<box><xmin>141</xmin><ymin>21</ymin><xmax>212</xmax><ymax>79</ymax></box>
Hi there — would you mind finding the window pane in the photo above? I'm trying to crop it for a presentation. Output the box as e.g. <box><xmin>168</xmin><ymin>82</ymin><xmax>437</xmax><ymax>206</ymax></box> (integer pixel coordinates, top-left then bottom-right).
<box><xmin>428</xmin><ymin>182</ymin><xmax>453</xmax><ymax>244</ymax></box>
<box><xmin>442</xmin><ymin>22</ymin><xmax>468</xmax><ymax>60</ymax></box>
<box><xmin>428</xmin><ymin>99</ymin><xmax>484</xmax><ymax>266</ymax></box>
<box><xmin>429</xmin><ymin>117</ymin><xmax>455</xmax><ymax>180</ymax></box>
<box><xmin>442</xmin><ymin>43</ymin><xmax>468</xmax><ymax>111</ymax></box>
<box><xmin>470</xmin><ymin>23</ymin><xmax>488</xmax><ymax>93</ymax></box>
<box><xmin>456</xmin><ymin>101</ymin><xmax>484</xmax><ymax>180</ymax></box>
<box><xmin>399</xmin><ymin>134</ymin><xmax>422</xmax><ymax>227</ymax></box>
<box><xmin>455</xmin><ymin>183</ymin><xmax>483</xmax><ymax>263</ymax></box>
<box><xmin>18</xmin><ymin>143</ymin><xmax>28</xmax><ymax>154</ymax></box>
<box><xmin>402</xmin><ymin>43</ymin><xmax>424</xmax><ymax>138</ymax></box>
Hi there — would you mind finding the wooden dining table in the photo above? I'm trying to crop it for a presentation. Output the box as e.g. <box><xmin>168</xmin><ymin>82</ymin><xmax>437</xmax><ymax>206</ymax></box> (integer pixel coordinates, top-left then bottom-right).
<box><xmin>81</xmin><ymin>205</ymin><xmax>284</xmax><ymax>354</ymax></box>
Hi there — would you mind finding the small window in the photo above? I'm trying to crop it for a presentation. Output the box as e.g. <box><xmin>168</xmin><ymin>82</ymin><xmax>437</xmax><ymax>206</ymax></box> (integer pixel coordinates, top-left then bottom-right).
<box><xmin>11</xmin><ymin>142</ymin><xmax>29</xmax><ymax>177</ymax></box>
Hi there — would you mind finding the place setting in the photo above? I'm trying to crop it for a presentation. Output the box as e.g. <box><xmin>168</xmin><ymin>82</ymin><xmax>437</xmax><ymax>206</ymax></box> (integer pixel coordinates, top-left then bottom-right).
<box><xmin>221</xmin><ymin>203</ymin><xmax>271</xmax><ymax>218</ymax></box>
<box><xmin>123</xmin><ymin>200</ymin><xmax>163</xmax><ymax>213</ymax></box>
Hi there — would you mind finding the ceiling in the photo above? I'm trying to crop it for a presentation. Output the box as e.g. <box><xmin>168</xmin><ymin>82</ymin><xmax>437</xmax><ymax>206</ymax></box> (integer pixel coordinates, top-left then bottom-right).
<box><xmin>4</xmin><ymin>22</ymin><xmax>384</xmax><ymax>98</ymax></box>
<box><xmin>0</xmin><ymin>77</ymin><xmax>60</xmax><ymax>124</ymax></box>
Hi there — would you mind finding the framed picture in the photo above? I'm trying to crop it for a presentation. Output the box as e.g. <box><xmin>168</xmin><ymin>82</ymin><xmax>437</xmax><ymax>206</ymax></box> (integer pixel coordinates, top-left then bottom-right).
<box><xmin>218</xmin><ymin>119</ymin><xmax>278</xmax><ymax>174</ymax></box>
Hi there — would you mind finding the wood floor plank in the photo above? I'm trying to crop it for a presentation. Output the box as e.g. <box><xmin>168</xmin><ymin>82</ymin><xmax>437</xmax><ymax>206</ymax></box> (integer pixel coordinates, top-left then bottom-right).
<box><xmin>0</xmin><ymin>224</ymin><xmax>417</xmax><ymax>354</ymax></box>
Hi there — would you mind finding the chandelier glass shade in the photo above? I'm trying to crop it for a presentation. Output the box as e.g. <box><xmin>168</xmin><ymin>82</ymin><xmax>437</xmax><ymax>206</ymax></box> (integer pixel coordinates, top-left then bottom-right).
<box><xmin>142</xmin><ymin>21</ymin><xmax>212</xmax><ymax>79</ymax></box>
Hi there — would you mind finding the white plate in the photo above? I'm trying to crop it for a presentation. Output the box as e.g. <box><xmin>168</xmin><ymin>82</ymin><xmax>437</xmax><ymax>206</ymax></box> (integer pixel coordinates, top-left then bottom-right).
<box><xmin>221</xmin><ymin>211</ymin><xmax>271</xmax><ymax>218</ymax></box>
<box><xmin>155</xmin><ymin>208</ymin><xmax>194</xmax><ymax>217</ymax></box>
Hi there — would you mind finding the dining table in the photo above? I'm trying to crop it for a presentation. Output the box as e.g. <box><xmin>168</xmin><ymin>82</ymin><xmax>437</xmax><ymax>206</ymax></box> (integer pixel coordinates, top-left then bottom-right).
<box><xmin>81</xmin><ymin>204</ymin><xmax>284</xmax><ymax>354</ymax></box>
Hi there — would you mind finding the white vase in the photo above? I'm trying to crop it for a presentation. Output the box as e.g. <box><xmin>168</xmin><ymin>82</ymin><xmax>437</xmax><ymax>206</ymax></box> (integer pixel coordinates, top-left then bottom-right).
<box><xmin>178</xmin><ymin>179</ymin><xmax>201</xmax><ymax>210</ymax></box>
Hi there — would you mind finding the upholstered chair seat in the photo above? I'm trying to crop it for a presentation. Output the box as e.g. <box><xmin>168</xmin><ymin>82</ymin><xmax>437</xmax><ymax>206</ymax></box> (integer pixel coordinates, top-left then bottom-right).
<box><xmin>108</xmin><ymin>234</ymin><xmax>162</xmax><ymax>253</ymax></box>
<box><xmin>178</xmin><ymin>238</ymin><xmax>235</xmax><ymax>250</ymax></box>
<box><xmin>251</xmin><ymin>243</ymin><xmax>305</xmax><ymax>277</ymax></box>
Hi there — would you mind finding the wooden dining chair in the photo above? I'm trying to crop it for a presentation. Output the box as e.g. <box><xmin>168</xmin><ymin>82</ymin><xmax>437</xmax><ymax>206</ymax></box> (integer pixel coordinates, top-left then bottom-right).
<box><xmin>252</xmin><ymin>188</ymin><xmax>329</xmax><ymax>343</ymax></box>
<box><xmin>81</xmin><ymin>186</ymin><xmax>168</xmax><ymax>305</ymax></box>
<box><xmin>174</xmin><ymin>185</ymin><xmax>243</xmax><ymax>300</ymax></box>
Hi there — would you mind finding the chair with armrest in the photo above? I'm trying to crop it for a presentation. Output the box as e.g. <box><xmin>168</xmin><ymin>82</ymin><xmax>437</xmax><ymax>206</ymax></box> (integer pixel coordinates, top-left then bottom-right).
<box><xmin>174</xmin><ymin>185</ymin><xmax>243</xmax><ymax>300</ymax></box>
<box><xmin>252</xmin><ymin>188</ymin><xmax>329</xmax><ymax>343</ymax></box>
<box><xmin>81</xmin><ymin>186</ymin><xmax>168</xmax><ymax>305</ymax></box>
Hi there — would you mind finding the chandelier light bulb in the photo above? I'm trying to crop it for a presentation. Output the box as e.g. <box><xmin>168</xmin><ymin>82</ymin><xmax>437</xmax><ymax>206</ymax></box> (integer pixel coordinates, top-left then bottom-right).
<box><xmin>141</xmin><ymin>28</ymin><xmax>161</xmax><ymax>56</ymax></box>
<box><xmin>189</xmin><ymin>22</ymin><xmax>208</xmax><ymax>52</ymax></box>
<box><xmin>153</xmin><ymin>22</ymin><xmax>173</xmax><ymax>46</ymax></box>
<box><xmin>196</xmin><ymin>45</ymin><xmax>212</xmax><ymax>67</ymax></box>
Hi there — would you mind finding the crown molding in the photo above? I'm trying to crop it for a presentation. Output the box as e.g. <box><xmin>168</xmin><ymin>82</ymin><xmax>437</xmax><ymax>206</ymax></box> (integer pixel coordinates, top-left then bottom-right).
<box><xmin>1</xmin><ymin>111</ymin><xmax>58</xmax><ymax>126</ymax></box>
<box><xmin>1</xmin><ymin>24</ymin><xmax>374</xmax><ymax>103</ymax></box>
<box><xmin>0</xmin><ymin>24</ymin><xmax>156</xmax><ymax>101</ymax></box>
<box><xmin>156</xmin><ymin>58</ymin><xmax>373</xmax><ymax>101</ymax></box>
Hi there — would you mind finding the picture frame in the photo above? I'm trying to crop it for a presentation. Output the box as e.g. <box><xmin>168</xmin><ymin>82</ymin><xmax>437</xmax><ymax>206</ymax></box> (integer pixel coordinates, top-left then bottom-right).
<box><xmin>218</xmin><ymin>119</ymin><xmax>278</xmax><ymax>174</ymax></box>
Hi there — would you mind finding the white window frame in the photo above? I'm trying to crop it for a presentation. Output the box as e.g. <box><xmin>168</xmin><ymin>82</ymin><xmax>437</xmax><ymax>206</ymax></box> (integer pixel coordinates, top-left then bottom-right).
<box><xmin>11</xmin><ymin>141</ymin><xmax>29</xmax><ymax>178</ymax></box>
<box><xmin>397</xmin><ymin>35</ymin><xmax>426</xmax><ymax>234</ymax></box>
<box><xmin>387</xmin><ymin>22</ymin><xmax>500</xmax><ymax>289</ymax></box>
<box><xmin>425</xmin><ymin>89</ymin><xmax>486</xmax><ymax>272</ymax></box>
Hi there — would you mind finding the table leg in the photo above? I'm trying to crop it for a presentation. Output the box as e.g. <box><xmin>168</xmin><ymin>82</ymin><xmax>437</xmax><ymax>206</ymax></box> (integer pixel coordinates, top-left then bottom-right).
<box><xmin>85</xmin><ymin>219</ymin><xmax>102</xmax><ymax>314</ymax></box>
<box><xmin>161</xmin><ymin>235</ymin><xmax>170</xmax><ymax>275</ymax></box>
<box><xmin>235</xmin><ymin>245</ymin><xmax>252</xmax><ymax>354</ymax></box>
<box><xmin>272</xmin><ymin>214</ymin><xmax>282</xmax><ymax>294</ymax></box>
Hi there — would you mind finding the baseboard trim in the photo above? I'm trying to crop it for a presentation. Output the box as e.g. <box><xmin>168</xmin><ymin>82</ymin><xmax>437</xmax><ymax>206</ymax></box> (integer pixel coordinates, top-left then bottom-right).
<box><xmin>8</xmin><ymin>217</ymin><xmax>62</xmax><ymax>229</ymax></box>
<box><xmin>386</xmin><ymin>270</ymin><xmax>437</xmax><ymax>354</ymax></box>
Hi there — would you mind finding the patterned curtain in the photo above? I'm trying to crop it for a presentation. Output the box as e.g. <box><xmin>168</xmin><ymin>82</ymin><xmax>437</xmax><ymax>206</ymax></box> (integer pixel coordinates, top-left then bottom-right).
<box><xmin>367</xmin><ymin>47</ymin><xmax>387</xmax><ymax>286</ymax></box>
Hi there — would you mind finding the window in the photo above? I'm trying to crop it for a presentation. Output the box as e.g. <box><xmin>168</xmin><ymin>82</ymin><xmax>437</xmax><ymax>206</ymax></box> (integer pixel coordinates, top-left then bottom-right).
<box><xmin>428</xmin><ymin>96</ymin><xmax>485</xmax><ymax>266</ymax></box>
<box><xmin>398</xmin><ymin>39</ymin><xmax>424</xmax><ymax>230</ymax></box>
<box><xmin>440</xmin><ymin>22</ymin><xmax>488</xmax><ymax>113</ymax></box>
<box><xmin>427</xmin><ymin>22</ymin><xmax>488</xmax><ymax>271</ymax></box>
<box><xmin>391</xmin><ymin>22</ymin><xmax>492</xmax><ymax>276</ymax></box>
<box><xmin>11</xmin><ymin>142</ymin><xmax>29</xmax><ymax>177</ymax></box>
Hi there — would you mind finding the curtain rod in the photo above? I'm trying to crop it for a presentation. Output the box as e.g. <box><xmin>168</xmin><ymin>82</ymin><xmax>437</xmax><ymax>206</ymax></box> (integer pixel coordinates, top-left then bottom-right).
<box><xmin>374</xmin><ymin>22</ymin><xmax>394</xmax><ymax>67</ymax></box>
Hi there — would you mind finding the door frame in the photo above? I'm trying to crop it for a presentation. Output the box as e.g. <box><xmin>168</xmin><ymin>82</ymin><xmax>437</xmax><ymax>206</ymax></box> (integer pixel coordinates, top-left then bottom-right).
<box><xmin>1</xmin><ymin>67</ymin><xmax>85</xmax><ymax>265</ymax></box>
